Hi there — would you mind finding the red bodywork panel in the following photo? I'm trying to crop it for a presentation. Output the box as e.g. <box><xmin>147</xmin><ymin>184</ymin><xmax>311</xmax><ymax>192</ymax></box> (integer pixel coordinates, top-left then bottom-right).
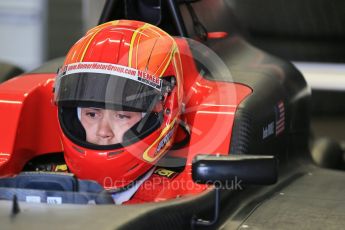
<box><xmin>0</xmin><ymin>39</ymin><xmax>252</xmax><ymax>200</ymax></box>
<box><xmin>0</xmin><ymin>75</ymin><xmax>62</xmax><ymax>175</ymax></box>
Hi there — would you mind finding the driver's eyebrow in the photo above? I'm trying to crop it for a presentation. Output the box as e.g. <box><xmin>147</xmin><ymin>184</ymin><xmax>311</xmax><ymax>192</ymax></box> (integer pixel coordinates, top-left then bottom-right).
<box><xmin>117</xmin><ymin>111</ymin><xmax>132</xmax><ymax>114</ymax></box>
<box><xmin>85</xmin><ymin>107</ymin><xmax>101</xmax><ymax>111</ymax></box>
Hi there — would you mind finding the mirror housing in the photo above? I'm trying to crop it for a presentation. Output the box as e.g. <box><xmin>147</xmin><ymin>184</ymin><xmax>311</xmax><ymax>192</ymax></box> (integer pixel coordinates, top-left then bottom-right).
<box><xmin>192</xmin><ymin>154</ymin><xmax>278</xmax><ymax>186</ymax></box>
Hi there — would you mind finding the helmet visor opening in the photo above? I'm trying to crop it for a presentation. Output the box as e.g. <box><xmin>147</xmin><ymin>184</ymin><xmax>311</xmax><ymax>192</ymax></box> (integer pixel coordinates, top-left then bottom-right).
<box><xmin>54</xmin><ymin>67</ymin><xmax>166</xmax><ymax>112</ymax></box>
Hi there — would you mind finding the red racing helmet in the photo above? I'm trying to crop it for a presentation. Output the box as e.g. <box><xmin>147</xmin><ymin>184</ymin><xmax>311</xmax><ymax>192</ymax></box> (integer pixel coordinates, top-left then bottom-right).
<box><xmin>54</xmin><ymin>20</ymin><xmax>183</xmax><ymax>191</ymax></box>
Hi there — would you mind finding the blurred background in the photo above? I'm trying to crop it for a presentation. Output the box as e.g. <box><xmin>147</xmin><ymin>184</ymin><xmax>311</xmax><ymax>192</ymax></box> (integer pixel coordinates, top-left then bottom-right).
<box><xmin>0</xmin><ymin>0</ymin><xmax>105</xmax><ymax>71</ymax></box>
<box><xmin>0</xmin><ymin>0</ymin><xmax>344</xmax><ymax>142</ymax></box>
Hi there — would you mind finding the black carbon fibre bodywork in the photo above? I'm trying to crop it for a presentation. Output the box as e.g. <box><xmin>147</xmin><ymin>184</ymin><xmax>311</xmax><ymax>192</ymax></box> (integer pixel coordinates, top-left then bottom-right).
<box><xmin>1</xmin><ymin>1</ymin><xmax>344</xmax><ymax>229</ymax></box>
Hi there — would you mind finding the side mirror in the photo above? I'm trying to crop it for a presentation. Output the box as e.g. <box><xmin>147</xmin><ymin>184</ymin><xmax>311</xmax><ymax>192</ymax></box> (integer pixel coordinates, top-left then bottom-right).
<box><xmin>192</xmin><ymin>154</ymin><xmax>278</xmax><ymax>186</ymax></box>
<box><xmin>191</xmin><ymin>154</ymin><xmax>278</xmax><ymax>228</ymax></box>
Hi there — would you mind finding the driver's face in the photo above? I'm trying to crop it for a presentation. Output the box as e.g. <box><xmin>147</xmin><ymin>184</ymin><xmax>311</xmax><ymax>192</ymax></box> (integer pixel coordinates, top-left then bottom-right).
<box><xmin>80</xmin><ymin>108</ymin><xmax>142</xmax><ymax>145</ymax></box>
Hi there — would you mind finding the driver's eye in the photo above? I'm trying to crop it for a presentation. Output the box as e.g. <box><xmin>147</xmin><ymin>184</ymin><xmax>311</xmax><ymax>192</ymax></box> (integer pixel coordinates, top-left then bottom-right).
<box><xmin>86</xmin><ymin>112</ymin><xmax>96</xmax><ymax>118</ymax></box>
<box><xmin>83</xmin><ymin>109</ymin><xmax>100</xmax><ymax>119</ymax></box>
<box><xmin>117</xmin><ymin>114</ymin><xmax>130</xmax><ymax>119</ymax></box>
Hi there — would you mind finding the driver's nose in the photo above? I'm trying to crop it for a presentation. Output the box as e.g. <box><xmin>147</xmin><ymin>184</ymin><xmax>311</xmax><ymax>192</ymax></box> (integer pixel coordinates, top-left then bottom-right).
<box><xmin>97</xmin><ymin>117</ymin><xmax>114</xmax><ymax>139</ymax></box>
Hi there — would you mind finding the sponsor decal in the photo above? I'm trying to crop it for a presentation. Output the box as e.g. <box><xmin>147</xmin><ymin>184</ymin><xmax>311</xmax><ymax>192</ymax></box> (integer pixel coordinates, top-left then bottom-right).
<box><xmin>26</xmin><ymin>196</ymin><xmax>41</xmax><ymax>203</ymax></box>
<box><xmin>156</xmin><ymin>127</ymin><xmax>175</xmax><ymax>154</ymax></box>
<box><xmin>263</xmin><ymin>121</ymin><xmax>274</xmax><ymax>139</ymax></box>
<box><xmin>143</xmin><ymin>117</ymin><xmax>178</xmax><ymax>162</ymax></box>
<box><xmin>59</xmin><ymin>62</ymin><xmax>162</xmax><ymax>91</ymax></box>
<box><xmin>47</xmin><ymin>197</ymin><xmax>62</xmax><ymax>204</ymax></box>
<box><xmin>275</xmin><ymin>101</ymin><xmax>285</xmax><ymax>136</ymax></box>
<box><xmin>137</xmin><ymin>70</ymin><xmax>162</xmax><ymax>90</ymax></box>
<box><xmin>54</xmin><ymin>164</ymin><xmax>68</xmax><ymax>172</ymax></box>
<box><xmin>154</xmin><ymin>168</ymin><xmax>178</xmax><ymax>179</ymax></box>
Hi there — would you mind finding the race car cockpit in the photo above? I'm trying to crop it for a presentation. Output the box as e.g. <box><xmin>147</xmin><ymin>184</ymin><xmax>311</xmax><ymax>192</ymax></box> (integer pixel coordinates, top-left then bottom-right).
<box><xmin>2</xmin><ymin>1</ymin><xmax>340</xmax><ymax>229</ymax></box>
